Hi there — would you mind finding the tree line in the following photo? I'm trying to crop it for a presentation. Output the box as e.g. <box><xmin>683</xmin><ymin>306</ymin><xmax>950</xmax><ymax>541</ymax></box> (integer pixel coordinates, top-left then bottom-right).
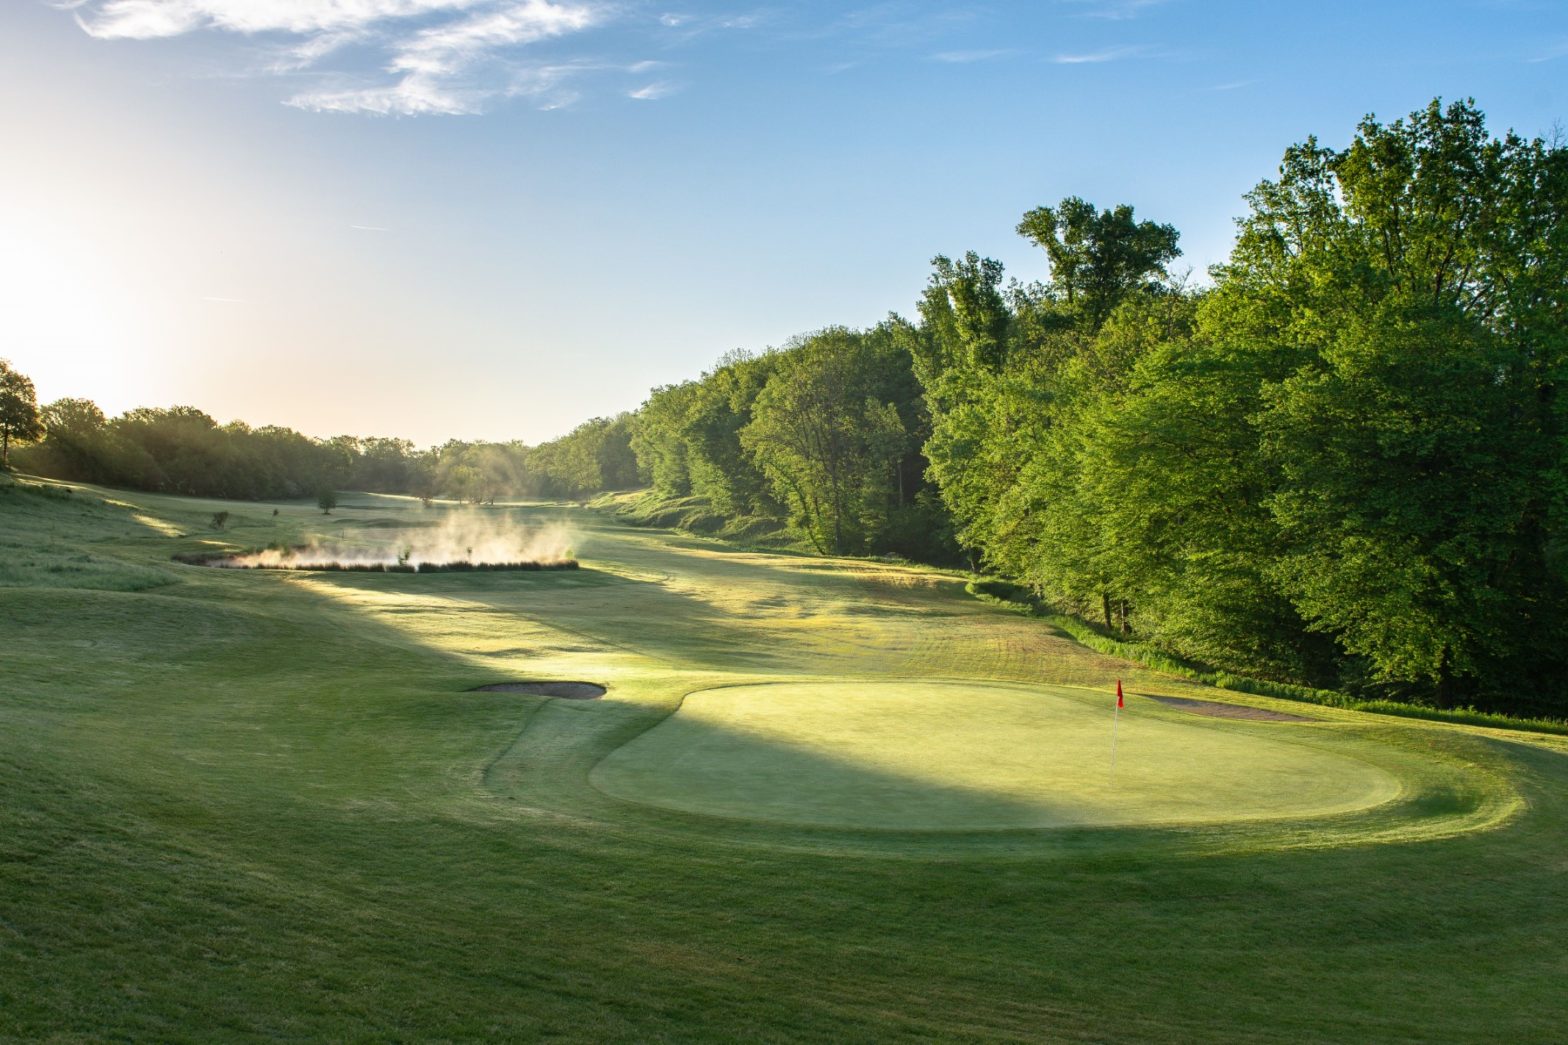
<box><xmin>0</xmin><ymin>385</ymin><xmax>639</xmax><ymax>505</ymax></box>
<box><xmin>5</xmin><ymin>98</ymin><xmax>1563</xmax><ymax>713</ymax></box>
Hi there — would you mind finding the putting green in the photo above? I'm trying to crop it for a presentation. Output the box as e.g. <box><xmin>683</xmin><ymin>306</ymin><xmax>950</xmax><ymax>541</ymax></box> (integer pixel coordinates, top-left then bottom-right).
<box><xmin>591</xmin><ymin>682</ymin><xmax>1402</xmax><ymax>830</ymax></box>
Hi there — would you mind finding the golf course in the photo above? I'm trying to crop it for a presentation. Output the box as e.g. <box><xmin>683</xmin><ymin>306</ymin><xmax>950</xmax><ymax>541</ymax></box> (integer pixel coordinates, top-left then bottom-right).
<box><xmin>3</xmin><ymin>476</ymin><xmax>1564</xmax><ymax>1040</ymax></box>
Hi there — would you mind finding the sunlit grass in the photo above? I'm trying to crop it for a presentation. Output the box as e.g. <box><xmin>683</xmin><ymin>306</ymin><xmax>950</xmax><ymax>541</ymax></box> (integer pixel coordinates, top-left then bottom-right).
<box><xmin>592</xmin><ymin>681</ymin><xmax>1405</xmax><ymax>830</ymax></box>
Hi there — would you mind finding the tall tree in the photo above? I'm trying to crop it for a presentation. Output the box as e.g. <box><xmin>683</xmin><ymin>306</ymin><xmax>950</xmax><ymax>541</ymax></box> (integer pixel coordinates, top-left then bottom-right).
<box><xmin>1219</xmin><ymin>98</ymin><xmax>1568</xmax><ymax>707</ymax></box>
<box><xmin>741</xmin><ymin>329</ymin><xmax>908</xmax><ymax>555</ymax></box>
<box><xmin>1016</xmin><ymin>197</ymin><xmax>1181</xmax><ymax>333</ymax></box>
<box><xmin>0</xmin><ymin>360</ymin><xmax>43</xmax><ymax>470</ymax></box>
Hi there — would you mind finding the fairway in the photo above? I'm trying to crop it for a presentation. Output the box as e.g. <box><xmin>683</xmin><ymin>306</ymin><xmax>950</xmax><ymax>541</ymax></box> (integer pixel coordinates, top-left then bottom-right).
<box><xmin>593</xmin><ymin>681</ymin><xmax>1399</xmax><ymax>830</ymax></box>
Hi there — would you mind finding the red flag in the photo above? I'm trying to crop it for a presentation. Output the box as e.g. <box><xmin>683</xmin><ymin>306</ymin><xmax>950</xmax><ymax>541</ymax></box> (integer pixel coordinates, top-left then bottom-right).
<box><xmin>1116</xmin><ymin>679</ymin><xmax>1124</xmax><ymax>709</ymax></box>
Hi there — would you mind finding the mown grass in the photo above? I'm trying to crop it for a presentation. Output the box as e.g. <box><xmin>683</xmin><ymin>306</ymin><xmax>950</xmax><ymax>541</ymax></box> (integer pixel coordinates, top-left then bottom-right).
<box><xmin>592</xmin><ymin>680</ymin><xmax>1404</xmax><ymax>831</ymax></box>
<box><xmin>2</xmin><ymin>478</ymin><xmax>1566</xmax><ymax>1041</ymax></box>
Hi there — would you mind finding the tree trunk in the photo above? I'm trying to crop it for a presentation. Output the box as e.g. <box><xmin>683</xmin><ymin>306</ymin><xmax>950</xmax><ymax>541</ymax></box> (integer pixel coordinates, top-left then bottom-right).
<box><xmin>1435</xmin><ymin>648</ymin><xmax>1454</xmax><ymax>709</ymax></box>
<box><xmin>1102</xmin><ymin>592</ymin><xmax>1113</xmax><ymax>631</ymax></box>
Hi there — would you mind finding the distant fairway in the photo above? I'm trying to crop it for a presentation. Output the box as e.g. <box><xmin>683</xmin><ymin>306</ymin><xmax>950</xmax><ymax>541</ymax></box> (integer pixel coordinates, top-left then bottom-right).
<box><xmin>593</xmin><ymin>681</ymin><xmax>1399</xmax><ymax>830</ymax></box>
<box><xmin>2</xmin><ymin>476</ymin><xmax>1564</xmax><ymax>1042</ymax></box>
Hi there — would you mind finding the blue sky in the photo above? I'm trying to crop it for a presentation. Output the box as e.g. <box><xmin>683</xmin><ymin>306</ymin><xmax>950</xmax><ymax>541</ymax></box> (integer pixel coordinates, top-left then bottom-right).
<box><xmin>3</xmin><ymin>0</ymin><xmax>1565</xmax><ymax>445</ymax></box>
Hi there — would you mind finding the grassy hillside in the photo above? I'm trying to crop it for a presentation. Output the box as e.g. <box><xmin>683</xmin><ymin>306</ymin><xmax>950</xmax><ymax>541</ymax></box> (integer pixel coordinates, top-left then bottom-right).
<box><xmin>2</xmin><ymin>473</ymin><xmax>1565</xmax><ymax>1040</ymax></box>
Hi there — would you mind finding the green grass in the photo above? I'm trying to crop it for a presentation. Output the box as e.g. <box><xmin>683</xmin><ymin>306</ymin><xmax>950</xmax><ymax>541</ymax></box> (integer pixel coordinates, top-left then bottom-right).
<box><xmin>3</xmin><ymin>477</ymin><xmax>1566</xmax><ymax>1040</ymax></box>
<box><xmin>593</xmin><ymin>681</ymin><xmax>1402</xmax><ymax>831</ymax></box>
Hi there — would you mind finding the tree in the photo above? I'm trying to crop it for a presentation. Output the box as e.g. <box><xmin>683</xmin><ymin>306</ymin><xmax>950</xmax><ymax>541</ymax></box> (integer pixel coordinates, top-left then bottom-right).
<box><xmin>741</xmin><ymin>329</ymin><xmax>909</xmax><ymax>555</ymax></box>
<box><xmin>680</xmin><ymin>351</ymin><xmax>778</xmax><ymax>515</ymax></box>
<box><xmin>317</xmin><ymin>488</ymin><xmax>338</xmax><ymax>514</ymax></box>
<box><xmin>911</xmin><ymin>252</ymin><xmax>1012</xmax><ymax>383</ymax></box>
<box><xmin>0</xmin><ymin>360</ymin><xmax>43</xmax><ymax>470</ymax></box>
<box><xmin>1215</xmin><ymin>98</ymin><xmax>1568</xmax><ymax>708</ymax></box>
<box><xmin>630</xmin><ymin>382</ymin><xmax>698</xmax><ymax>496</ymax></box>
<box><xmin>1016</xmin><ymin>197</ymin><xmax>1181</xmax><ymax>333</ymax></box>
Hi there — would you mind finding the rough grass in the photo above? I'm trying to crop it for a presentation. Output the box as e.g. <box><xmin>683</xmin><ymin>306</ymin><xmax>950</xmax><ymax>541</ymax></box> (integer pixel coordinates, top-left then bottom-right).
<box><xmin>605</xmin><ymin>489</ymin><xmax>803</xmax><ymax>550</ymax></box>
<box><xmin>2</xmin><ymin>480</ymin><xmax>1566</xmax><ymax>1041</ymax></box>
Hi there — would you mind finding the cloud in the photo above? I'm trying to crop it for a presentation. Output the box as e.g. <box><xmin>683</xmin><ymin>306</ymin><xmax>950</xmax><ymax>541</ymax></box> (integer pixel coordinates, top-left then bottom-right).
<box><xmin>627</xmin><ymin>80</ymin><xmax>678</xmax><ymax>100</ymax></box>
<box><xmin>289</xmin><ymin>75</ymin><xmax>482</xmax><ymax>115</ymax></box>
<box><xmin>1059</xmin><ymin>0</ymin><xmax>1168</xmax><ymax>20</ymax></box>
<box><xmin>1052</xmin><ymin>44</ymin><xmax>1146</xmax><ymax>64</ymax></box>
<box><xmin>390</xmin><ymin>1</ymin><xmax>598</xmax><ymax>77</ymax></box>
<box><xmin>65</xmin><ymin>0</ymin><xmax>611</xmax><ymax>115</ymax></box>
<box><xmin>1526</xmin><ymin>40</ymin><xmax>1568</xmax><ymax>62</ymax></box>
<box><xmin>651</xmin><ymin>7</ymin><xmax>769</xmax><ymax>42</ymax></box>
<box><xmin>929</xmin><ymin>48</ymin><xmax>1013</xmax><ymax>63</ymax></box>
<box><xmin>72</xmin><ymin>0</ymin><xmax>485</xmax><ymax>40</ymax></box>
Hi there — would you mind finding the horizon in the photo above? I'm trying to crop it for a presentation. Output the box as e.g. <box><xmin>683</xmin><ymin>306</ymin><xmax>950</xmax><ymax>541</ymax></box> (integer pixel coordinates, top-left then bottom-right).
<box><xmin>4</xmin><ymin>0</ymin><xmax>1565</xmax><ymax>446</ymax></box>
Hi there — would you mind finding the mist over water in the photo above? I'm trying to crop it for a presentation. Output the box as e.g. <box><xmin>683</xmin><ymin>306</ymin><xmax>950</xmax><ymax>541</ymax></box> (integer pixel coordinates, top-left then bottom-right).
<box><xmin>224</xmin><ymin>512</ymin><xmax>577</xmax><ymax>570</ymax></box>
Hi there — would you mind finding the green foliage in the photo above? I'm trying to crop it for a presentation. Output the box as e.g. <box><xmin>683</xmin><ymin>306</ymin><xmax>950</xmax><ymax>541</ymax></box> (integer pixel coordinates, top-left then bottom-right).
<box><xmin>0</xmin><ymin>359</ymin><xmax>44</xmax><ymax>469</ymax></box>
<box><xmin>741</xmin><ymin>328</ymin><xmax>916</xmax><ymax>555</ymax></box>
<box><xmin>625</xmin><ymin>327</ymin><xmax>952</xmax><ymax>562</ymax></box>
<box><xmin>1225</xmin><ymin>98</ymin><xmax>1568</xmax><ymax>709</ymax></box>
<box><xmin>910</xmin><ymin>100</ymin><xmax>1568</xmax><ymax>716</ymax></box>
<box><xmin>316</xmin><ymin>488</ymin><xmax>338</xmax><ymax>514</ymax></box>
<box><xmin>1016</xmin><ymin>196</ymin><xmax>1182</xmax><ymax>332</ymax></box>
<box><xmin>630</xmin><ymin>382</ymin><xmax>698</xmax><ymax>496</ymax></box>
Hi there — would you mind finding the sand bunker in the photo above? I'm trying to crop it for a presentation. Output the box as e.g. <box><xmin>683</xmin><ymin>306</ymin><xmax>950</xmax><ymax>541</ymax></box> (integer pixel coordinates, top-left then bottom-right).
<box><xmin>1148</xmin><ymin>695</ymin><xmax>1316</xmax><ymax>722</ymax></box>
<box><xmin>474</xmin><ymin>681</ymin><xmax>606</xmax><ymax>700</ymax></box>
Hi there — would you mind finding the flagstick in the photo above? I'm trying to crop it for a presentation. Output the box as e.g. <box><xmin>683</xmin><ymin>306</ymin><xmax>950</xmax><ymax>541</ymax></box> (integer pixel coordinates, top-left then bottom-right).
<box><xmin>1110</xmin><ymin>701</ymin><xmax>1120</xmax><ymax>782</ymax></box>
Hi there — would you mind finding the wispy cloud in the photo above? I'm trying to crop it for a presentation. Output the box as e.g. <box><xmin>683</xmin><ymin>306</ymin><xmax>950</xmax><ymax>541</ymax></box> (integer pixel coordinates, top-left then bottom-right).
<box><xmin>628</xmin><ymin>80</ymin><xmax>679</xmax><ymax>100</ymax></box>
<box><xmin>64</xmin><ymin>0</ymin><xmax>615</xmax><ymax>115</ymax></box>
<box><xmin>1526</xmin><ymin>39</ymin><xmax>1568</xmax><ymax>62</ymax></box>
<box><xmin>70</xmin><ymin>0</ymin><xmax>481</xmax><ymax>40</ymax></box>
<box><xmin>1059</xmin><ymin>0</ymin><xmax>1169</xmax><ymax>20</ymax></box>
<box><xmin>1202</xmin><ymin>78</ymin><xmax>1255</xmax><ymax>92</ymax></box>
<box><xmin>652</xmin><ymin>8</ymin><xmax>770</xmax><ymax>42</ymax></box>
<box><xmin>827</xmin><ymin>3</ymin><xmax>978</xmax><ymax>48</ymax></box>
<box><xmin>930</xmin><ymin>48</ymin><xmax>1014</xmax><ymax>64</ymax></box>
<box><xmin>1052</xmin><ymin>44</ymin><xmax>1147</xmax><ymax>64</ymax></box>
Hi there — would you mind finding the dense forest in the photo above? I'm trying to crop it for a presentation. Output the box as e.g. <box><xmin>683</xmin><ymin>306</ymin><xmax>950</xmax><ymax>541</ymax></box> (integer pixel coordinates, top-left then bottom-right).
<box><xmin>5</xmin><ymin>99</ymin><xmax>1564</xmax><ymax>714</ymax></box>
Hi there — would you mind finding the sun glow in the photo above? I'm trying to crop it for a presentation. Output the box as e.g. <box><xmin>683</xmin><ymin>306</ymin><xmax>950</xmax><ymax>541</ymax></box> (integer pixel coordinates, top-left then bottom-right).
<box><xmin>0</xmin><ymin>206</ymin><xmax>161</xmax><ymax>409</ymax></box>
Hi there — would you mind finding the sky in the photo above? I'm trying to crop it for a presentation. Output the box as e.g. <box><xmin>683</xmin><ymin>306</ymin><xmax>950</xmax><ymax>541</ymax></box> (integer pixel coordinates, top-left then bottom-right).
<box><xmin>2</xmin><ymin>0</ymin><xmax>1565</xmax><ymax>446</ymax></box>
